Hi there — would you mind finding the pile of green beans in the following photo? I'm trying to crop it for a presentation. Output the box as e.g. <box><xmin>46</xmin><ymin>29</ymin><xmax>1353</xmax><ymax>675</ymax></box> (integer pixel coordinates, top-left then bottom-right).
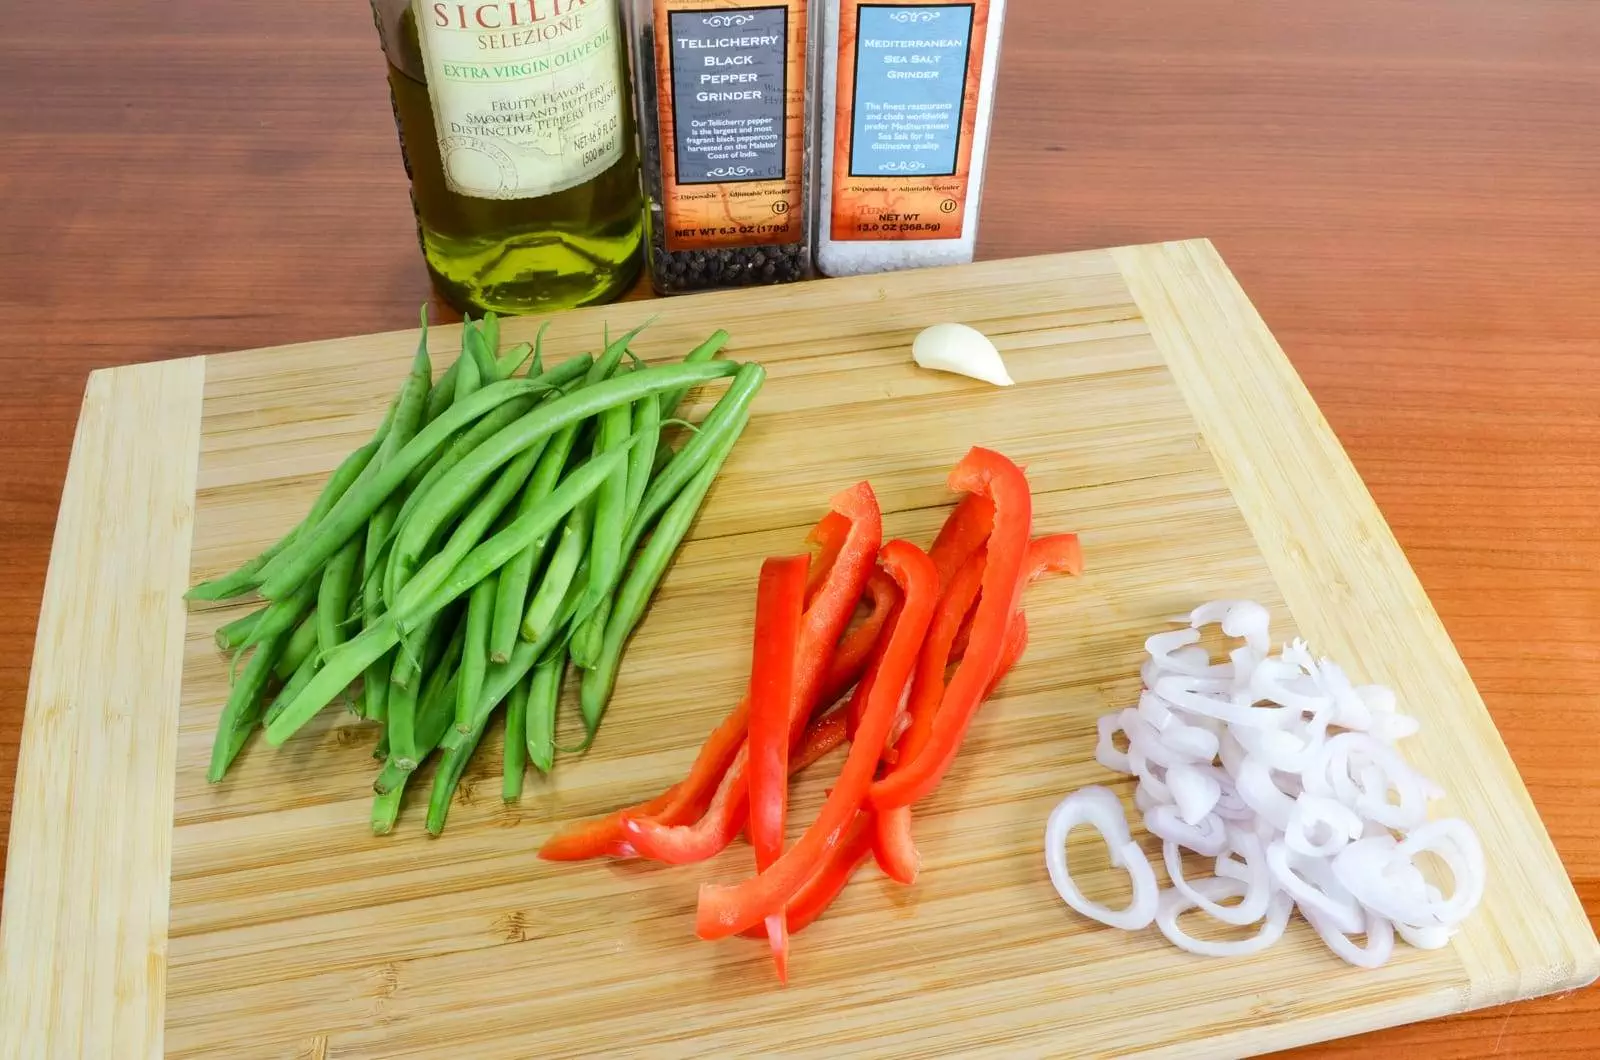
<box><xmin>191</xmin><ymin>311</ymin><xmax>764</xmax><ymax>834</ymax></box>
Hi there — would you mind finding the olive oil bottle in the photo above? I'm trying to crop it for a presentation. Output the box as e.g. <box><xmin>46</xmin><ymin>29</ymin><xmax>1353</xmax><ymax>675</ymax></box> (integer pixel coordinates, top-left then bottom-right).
<box><xmin>372</xmin><ymin>0</ymin><xmax>644</xmax><ymax>314</ymax></box>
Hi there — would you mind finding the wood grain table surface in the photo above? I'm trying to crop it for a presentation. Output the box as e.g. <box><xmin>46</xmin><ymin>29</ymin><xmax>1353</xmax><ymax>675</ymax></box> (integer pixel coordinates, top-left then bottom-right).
<box><xmin>1</xmin><ymin>0</ymin><xmax>1595</xmax><ymax>1055</ymax></box>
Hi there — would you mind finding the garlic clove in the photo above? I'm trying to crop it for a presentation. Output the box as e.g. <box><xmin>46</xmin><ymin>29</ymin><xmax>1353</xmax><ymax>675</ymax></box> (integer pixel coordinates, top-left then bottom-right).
<box><xmin>911</xmin><ymin>322</ymin><xmax>1014</xmax><ymax>387</ymax></box>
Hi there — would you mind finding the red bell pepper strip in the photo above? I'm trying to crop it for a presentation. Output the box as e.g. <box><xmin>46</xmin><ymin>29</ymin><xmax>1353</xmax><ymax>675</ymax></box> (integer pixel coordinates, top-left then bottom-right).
<box><xmin>793</xmin><ymin>706</ymin><xmax>848</xmax><ymax>773</ymax></box>
<box><xmin>695</xmin><ymin>539</ymin><xmax>937</xmax><ymax>940</ymax></box>
<box><xmin>893</xmin><ymin>545</ymin><xmax>986</xmax><ymax>760</ymax></box>
<box><xmin>991</xmin><ymin>611</ymin><xmax>1029</xmax><ymax>695</ymax></box>
<box><xmin>545</xmin><ymin>700</ymin><xmax>854</xmax><ymax>864</ymax></box>
<box><xmin>746</xmin><ymin>554</ymin><xmax>809</xmax><ymax>982</ymax></box>
<box><xmin>871</xmin><ymin>608</ymin><xmax>1034</xmax><ymax>882</ymax></box>
<box><xmin>538</xmin><ymin>784</ymin><xmax>685</xmax><ymax>861</ymax></box>
<box><xmin>868</xmin><ymin>448</ymin><xmax>1032</xmax><ymax>811</ymax></box>
<box><xmin>805</xmin><ymin>511</ymin><xmax>851</xmax><ymax>604</ymax></box>
<box><xmin>928</xmin><ymin>491</ymin><xmax>994</xmax><ymax>589</ymax></box>
<box><xmin>622</xmin><ymin>483</ymin><xmax>882</xmax><ymax>864</ymax></box>
<box><xmin>814</xmin><ymin>568</ymin><xmax>899</xmax><ymax>712</ymax></box>
<box><xmin>868</xmin><ymin>549</ymin><xmax>983</xmax><ymax>884</ymax></box>
<box><xmin>1026</xmin><ymin>533</ymin><xmax>1083</xmax><ymax>580</ymax></box>
<box><xmin>739</xmin><ymin>812</ymin><xmax>876</xmax><ymax>939</ymax></box>
<box><xmin>872</xmin><ymin>806</ymin><xmax>919</xmax><ymax>886</ymax></box>
<box><xmin>950</xmin><ymin>533</ymin><xmax>1080</xmax><ymax>659</ymax></box>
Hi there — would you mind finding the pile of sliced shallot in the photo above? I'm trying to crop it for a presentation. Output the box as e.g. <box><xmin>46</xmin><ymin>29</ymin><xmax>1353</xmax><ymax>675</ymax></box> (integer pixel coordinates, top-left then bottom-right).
<box><xmin>1045</xmin><ymin>600</ymin><xmax>1484</xmax><ymax>967</ymax></box>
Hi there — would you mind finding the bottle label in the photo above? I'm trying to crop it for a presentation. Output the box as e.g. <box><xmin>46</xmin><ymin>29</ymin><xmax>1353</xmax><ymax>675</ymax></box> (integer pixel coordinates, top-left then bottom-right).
<box><xmin>653</xmin><ymin>0</ymin><xmax>807</xmax><ymax>251</ymax></box>
<box><xmin>413</xmin><ymin>0</ymin><xmax>628</xmax><ymax>200</ymax></box>
<box><xmin>829</xmin><ymin>0</ymin><xmax>991</xmax><ymax>241</ymax></box>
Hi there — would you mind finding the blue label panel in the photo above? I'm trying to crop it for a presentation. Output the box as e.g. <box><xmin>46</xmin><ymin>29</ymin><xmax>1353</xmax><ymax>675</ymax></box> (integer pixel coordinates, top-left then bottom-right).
<box><xmin>669</xmin><ymin>7</ymin><xmax>790</xmax><ymax>184</ymax></box>
<box><xmin>848</xmin><ymin>4</ymin><xmax>975</xmax><ymax>178</ymax></box>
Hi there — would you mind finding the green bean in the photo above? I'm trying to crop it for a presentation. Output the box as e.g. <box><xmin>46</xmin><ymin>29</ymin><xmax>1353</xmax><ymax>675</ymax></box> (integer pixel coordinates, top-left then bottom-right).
<box><xmin>455</xmin><ymin>331</ymin><xmax>483</xmax><ymax>403</ymax></box>
<box><xmin>626</xmin><ymin>393</ymin><xmax>662</xmax><ymax>523</ymax></box>
<box><xmin>423</xmin><ymin>358</ymin><xmax>461</xmax><ymax>425</ymax></box>
<box><xmin>371</xmin><ymin>784</ymin><xmax>405</xmax><ymax>835</ymax></box>
<box><xmin>363</xmin><ymin>338</ymin><xmax>433</xmax><ymax>629</ymax></box>
<box><xmin>215</xmin><ymin>608</ymin><xmax>264</xmax><ymax>652</ymax></box>
<box><xmin>440</xmin><ymin>581</ymin><xmax>572</xmax><ymax>751</ymax></box>
<box><xmin>387</xmin><ymin>674</ymin><xmax>423</xmax><ymax>772</ymax></box>
<box><xmin>578</xmin><ymin>412</ymin><xmax>750</xmax><ymax>742</ymax></box>
<box><xmin>574</xmin><ymin>392</ymin><xmax>631</xmax><ymax>644</ymax></box>
<box><xmin>488</xmin><ymin>417</ymin><xmax>581</xmax><ymax>661</ymax></box>
<box><xmin>427</xmin><ymin>637</ymin><xmax>544</xmax><ymax>833</ymax></box>
<box><xmin>373</xmin><ymin>729</ymin><xmax>389</xmax><ymax>761</ymax></box>
<box><xmin>569</xmin><ymin>593</ymin><xmax>610</xmax><ymax>670</ymax></box>
<box><xmin>455</xmin><ymin>574</ymin><xmax>497</xmax><ymax>735</ymax></box>
<box><xmin>265</xmin><ymin>613</ymin><xmax>399</xmax><ymax>745</ymax></box>
<box><xmin>521</xmin><ymin>504</ymin><xmax>588</xmax><ymax>641</ymax></box>
<box><xmin>497</xmin><ymin>341</ymin><xmax>533</xmax><ymax>380</ymax></box>
<box><xmin>625</xmin><ymin>363</ymin><xmax>764</xmax><ymax>560</ymax></box>
<box><xmin>563</xmin><ymin>362</ymin><xmax>765</xmax><ymax>653</ymax></box>
<box><xmin>251</xmin><ymin>578</ymin><xmax>317</xmax><ymax>678</ymax></box>
<box><xmin>187</xmin><ymin>426</ymin><xmax>386</xmax><ymax>601</ymax></box>
<box><xmin>255</xmin><ymin>374</ymin><xmax>563</xmax><ymax>601</ymax></box>
<box><xmin>385</xmin><ymin>354</ymin><xmax>593</xmax><ymax>596</ymax></box>
<box><xmin>658</xmin><ymin>329</ymin><xmax>729</xmax><ymax>419</ymax></box>
<box><xmin>317</xmin><ymin>536</ymin><xmax>362</xmax><ymax>655</ymax></box>
<box><xmin>425</xmin><ymin>712</ymin><xmax>487</xmax><ymax>835</ymax></box>
<box><xmin>505</xmin><ymin>321</ymin><xmax>551</xmax><ymax>379</ymax></box>
<box><xmin>264</xmin><ymin>649</ymin><xmax>321</xmax><ymax>728</ymax></box>
<box><xmin>502</xmin><ymin>671</ymin><xmax>530</xmax><ymax>801</ymax></box>
<box><xmin>392</xmin><ymin>355</ymin><xmax>591</xmax><ymax>538</ymax></box>
<box><xmin>387</xmin><ymin>605</ymin><xmax>463</xmax><ymax>770</ymax></box>
<box><xmin>589</xmin><ymin>322</ymin><xmax>648</xmax><ymax>384</ymax></box>
<box><xmin>392</xmin><ymin>423</ymin><xmax>549</xmax><ymax>611</ymax></box>
<box><xmin>389</xmin><ymin>611</ymin><xmax>436</xmax><ymax>690</ymax></box>
<box><xmin>274</xmin><ymin>609</ymin><xmax>317</xmax><ymax>681</ymax></box>
<box><xmin>422</xmin><ymin>626</ymin><xmax>466</xmax><ymax>715</ymax></box>
<box><xmin>526</xmin><ymin>652</ymin><xmax>563</xmax><ymax>773</ymax></box>
<box><xmin>267</xmin><ymin>444</ymin><xmax>617</xmax><ymax>744</ymax></box>
<box><xmin>480</xmin><ymin>312</ymin><xmax>501</xmax><ymax>366</ymax></box>
<box><xmin>363</xmin><ymin>650</ymin><xmax>392</xmax><ymax>723</ymax></box>
<box><xmin>208</xmin><ymin>632</ymin><xmax>286</xmax><ymax>782</ymax></box>
<box><xmin>385</xmin><ymin>361</ymin><xmax>732</xmax><ymax>598</ymax></box>
<box><xmin>386</xmin><ymin>397</ymin><xmax>539</xmax><ymax>601</ymax></box>
<box><xmin>391</xmin><ymin>436</ymin><xmax>546</xmax><ymax>682</ymax></box>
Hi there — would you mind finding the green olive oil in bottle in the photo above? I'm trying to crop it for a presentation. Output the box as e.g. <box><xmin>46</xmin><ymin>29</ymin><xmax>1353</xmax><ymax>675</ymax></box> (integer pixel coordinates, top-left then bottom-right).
<box><xmin>372</xmin><ymin>0</ymin><xmax>644</xmax><ymax>314</ymax></box>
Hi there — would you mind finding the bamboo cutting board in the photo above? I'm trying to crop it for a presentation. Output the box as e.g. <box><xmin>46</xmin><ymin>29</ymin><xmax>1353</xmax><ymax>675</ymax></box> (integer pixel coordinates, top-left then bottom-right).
<box><xmin>1</xmin><ymin>240</ymin><xmax>1595</xmax><ymax>1059</ymax></box>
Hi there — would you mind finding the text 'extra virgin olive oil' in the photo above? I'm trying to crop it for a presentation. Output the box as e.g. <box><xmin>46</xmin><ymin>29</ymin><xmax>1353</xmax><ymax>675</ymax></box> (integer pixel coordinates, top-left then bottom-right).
<box><xmin>373</xmin><ymin>0</ymin><xmax>645</xmax><ymax>315</ymax></box>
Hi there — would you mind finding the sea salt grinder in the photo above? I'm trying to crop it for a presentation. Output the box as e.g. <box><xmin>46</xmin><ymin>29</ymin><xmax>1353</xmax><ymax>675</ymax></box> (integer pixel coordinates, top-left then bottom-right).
<box><xmin>815</xmin><ymin>0</ymin><xmax>1007</xmax><ymax>276</ymax></box>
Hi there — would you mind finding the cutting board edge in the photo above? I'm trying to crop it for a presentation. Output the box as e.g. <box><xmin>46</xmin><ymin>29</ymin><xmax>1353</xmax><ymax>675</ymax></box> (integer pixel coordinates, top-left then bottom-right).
<box><xmin>1113</xmin><ymin>239</ymin><xmax>1600</xmax><ymax>1011</ymax></box>
<box><xmin>0</xmin><ymin>357</ymin><xmax>206</xmax><ymax>1059</ymax></box>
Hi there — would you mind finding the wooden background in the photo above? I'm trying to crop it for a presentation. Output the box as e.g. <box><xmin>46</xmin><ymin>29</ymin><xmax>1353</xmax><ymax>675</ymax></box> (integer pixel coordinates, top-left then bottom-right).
<box><xmin>0</xmin><ymin>0</ymin><xmax>1594</xmax><ymax>1055</ymax></box>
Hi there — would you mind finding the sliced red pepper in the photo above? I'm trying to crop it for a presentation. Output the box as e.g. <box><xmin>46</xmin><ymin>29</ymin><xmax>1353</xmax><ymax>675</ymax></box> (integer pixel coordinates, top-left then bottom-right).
<box><xmin>622</xmin><ymin>483</ymin><xmax>882</xmax><ymax>864</ymax></box>
<box><xmin>739</xmin><ymin>812</ymin><xmax>876</xmax><ymax>939</ymax></box>
<box><xmin>893</xmin><ymin>544</ymin><xmax>986</xmax><ymax>763</ymax></box>
<box><xmin>695</xmin><ymin>539</ymin><xmax>937</xmax><ymax>940</ymax></box>
<box><xmin>950</xmin><ymin>533</ymin><xmax>1080</xmax><ymax>659</ymax></box>
<box><xmin>990</xmin><ymin>611</ymin><xmax>1029</xmax><ymax>696</ymax></box>
<box><xmin>867</xmin><ymin>549</ymin><xmax>974</xmax><ymax>884</ymax></box>
<box><xmin>792</xmin><ymin>706</ymin><xmax>848</xmax><ymax>773</ymax></box>
<box><xmin>868</xmin><ymin>448</ymin><xmax>1032</xmax><ymax>811</ymax></box>
<box><xmin>538</xmin><ymin>784</ymin><xmax>684</xmax><ymax>861</ymax></box>
<box><xmin>805</xmin><ymin>511</ymin><xmax>851</xmax><ymax>604</ymax></box>
<box><xmin>1025</xmin><ymin>533</ymin><xmax>1083</xmax><ymax>580</ymax></box>
<box><xmin>814</xmin><ymin>568</ymin><xmax>899</xmax><ymax>712</ymax></box>
<box><xmin>873</xmin><ymin>608</ymin><xmax>1034</xmax><ymax>880</ymax></box>
<box><xmin>746</xmin><ymin>554</ymin><xmax>808</xmax><ymax>983</ymax></box>
<box><xmin>928</xmin><ymin>491</ymin><xmax>994</xmax><ymax>589</ymax></box>
<box><xmin>872</xmin><ymin>805</ymin><xmax>919</xmax><ymax>885</ymax></box>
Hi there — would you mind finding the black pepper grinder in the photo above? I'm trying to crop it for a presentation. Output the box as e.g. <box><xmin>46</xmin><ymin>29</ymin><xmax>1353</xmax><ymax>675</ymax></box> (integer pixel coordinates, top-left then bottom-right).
<box><xmin>628</xmin><ymin>0</ymin><xmax>816</xmax><ymax>294</ymax></box>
